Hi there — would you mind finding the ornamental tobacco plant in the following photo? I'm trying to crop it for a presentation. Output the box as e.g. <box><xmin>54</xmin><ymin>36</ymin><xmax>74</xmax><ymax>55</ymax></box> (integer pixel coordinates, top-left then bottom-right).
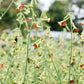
<box><xmin>0</xmin><ymin>0</ymin><xmax>84</xmax><ymax>84</ymax></box>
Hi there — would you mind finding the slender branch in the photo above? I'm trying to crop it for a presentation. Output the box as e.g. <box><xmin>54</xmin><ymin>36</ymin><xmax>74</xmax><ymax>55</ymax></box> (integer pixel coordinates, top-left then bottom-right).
<box><xmin>1</xmin><ymin>0</ymin><xmax>14</xmax><ymax>18</ymax></box>
<box><xmin>4</xmin><ymin>46</ymin><xmax>16</xmax><ymax>84</ymax></box>
<box><xmin>68</xmin><ymin>17</ymin><xmax>73</xmax><ymax>84</ymax></box>
<box><xmin>45</xmin><ymin>42</ymin><xmax>61</xmax><ymax>84</ymax></box>
<box><xmin>21</xmin><ymin>13</ymin><xmax>30</xmax><ymax>84</ymax></box>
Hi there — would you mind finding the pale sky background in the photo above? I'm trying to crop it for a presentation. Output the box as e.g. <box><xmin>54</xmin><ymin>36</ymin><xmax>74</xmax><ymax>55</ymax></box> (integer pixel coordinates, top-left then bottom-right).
<box><xmin>38</xmin><ymin>0</ymin><xmax>54</xmax><ymax>11</ymax></box>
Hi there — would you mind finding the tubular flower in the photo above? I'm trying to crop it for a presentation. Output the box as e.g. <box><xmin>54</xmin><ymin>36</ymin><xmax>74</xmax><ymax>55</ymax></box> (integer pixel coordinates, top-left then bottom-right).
<box><xmin>1</xmin><ymin>64</ymin><xmax>3</xmax><ymax>68</ymax></box>
<box><xmin>33</xmin><ymin>24</ymin><xmax>38</xmax><ymax>29</ymax></box>
<box><xmin>26</xmin><ymin>17</ymin><xmax>30</xmax><ymax>22</ymax></box>
<box><xmin>69</xmin><ymin>80</ymin><xmax>74</xmax><ymax>84</ymax></box>
<box><xmin>73</xmin><ymin>28</ymin><xmax>79</xmax><ymax>33</ymax></box>
<box><xmin>19</xmin><ymin>3</ymin><xmax>24</xmax><ymax>10</ymax></box>
<box><xmin>33</xmin><ymin>43</ymin><xmax>38</xmax><ymax>49</ymax></box>
<box><xmin>57</xmin><ymin>21</ymin><xmax>66</xmax><ymax>27</ymax></box>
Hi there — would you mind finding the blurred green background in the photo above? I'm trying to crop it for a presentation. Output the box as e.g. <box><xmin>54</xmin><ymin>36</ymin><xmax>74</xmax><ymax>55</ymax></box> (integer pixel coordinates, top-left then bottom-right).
<box><xmin>0</xmin><ymin>0</ymin><xmax>84</xmax><ymax>35</ymax></box>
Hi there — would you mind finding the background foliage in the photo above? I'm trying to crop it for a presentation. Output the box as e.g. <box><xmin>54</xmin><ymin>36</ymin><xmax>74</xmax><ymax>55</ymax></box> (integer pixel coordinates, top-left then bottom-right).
<box><xmin>0</xmin><ymin>0</ymin><xmax>84</xmax><ymax>33</ymax></box>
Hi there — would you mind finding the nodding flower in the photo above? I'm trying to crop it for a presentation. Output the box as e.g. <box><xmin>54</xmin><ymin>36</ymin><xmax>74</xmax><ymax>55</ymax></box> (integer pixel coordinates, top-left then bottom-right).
<box><xmin>57</xmin><ymin>21</ymin><xmax>66</xmax><ymax>27</ymax></box>
<box><xmin>71</xmin><ymin>61</ymin><xmax>75</xmax><ymax>65</ymax></box>
<box><xmin>1</xmin><ymin>64</ymin><xmax>3</xmax><ymax>68</ymax></box>
<box><xmin>73</xmin><ymin>28</ymin><xmax>79</xmax><ymax>33</ymax></box>
<box><xmin>26</xmin><ymin>17</ymin><xmax>30</xmax><ymax>22</ymax></box>
<box><xmin>33</xmin><ymin>43</ymin><xmax>38</xmax><ymax>49</ymax></box>
<box><xmin>33</xmin><ymin>24</ymin><xmax>38</xmax><ymax>29</ymax></box>
<box><xmin>19</xmin><ymin>3</ymin><xmax>24</xmax><ymax>10</ymax></box>
<box><xmin>69</xmin><ymin>80</ymin><xmax>74</xmax><ymax>84</ymax></box>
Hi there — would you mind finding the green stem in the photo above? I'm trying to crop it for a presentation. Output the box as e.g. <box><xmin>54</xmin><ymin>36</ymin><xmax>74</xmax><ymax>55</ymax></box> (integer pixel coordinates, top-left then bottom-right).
<box><xmin>33</xmin><ymin>62</ymin><xmax>36</xmax><ymax>84</ymax></box>
<box><xmin>63</xmin><ymin>13</ymin><xmax>72</xmax><ymax>19</ymax></box>
<box><xmin>24</xmin><ymin>31</ymin><xmax>30</xmax><ymax>84</ymax></box>
<box><xmin>68</xmin><ymin>17</ymin><xmax>73</xmax><ymax>84</ymax></box>
<box><xmin>1</xmin><ymin>0</ymin><xmax>14</xmax><ymax>18</ymax></box>
<box><xmin>4</xmin><ymin>46</ymin><xmax>16</xmax><ymax>84</ymax></box>
<box><xmin>22</xmin><ymin>7</ymin><xmax>34</xmax><ymax>84</ymax></box>
<box><xmin>45</xmin><ymin>42</ymin><xmax>61</xmax><ymax>84</ymax></box>
<box><xmin>50</xmin><ymin>57</ymin><xmax>61</xmax><ymax>84</ymax></box>
<box><xmin>43</xmin><ymin>50</ymin><xmax>47</xmax><ymax>84</ymax></box>
<box><xmin>22</xmin><ymin>13</ymin><xmax>30</xmax><ymax>83</ymax></box>
<box><xmin>47</xmin><ymin>69</ymin><xmax>52</xmax><ymax>84</ymax></box>
<box><xmin>43</xmin><ymin>48</ymin><xmax>52</xmax><ymax>84</ymax></box>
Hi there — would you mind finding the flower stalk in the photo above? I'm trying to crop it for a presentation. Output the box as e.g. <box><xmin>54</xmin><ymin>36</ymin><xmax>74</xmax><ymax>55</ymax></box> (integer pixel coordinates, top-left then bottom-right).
<box><xmin>68</xmin><ymin>16</ymin><xmax>73</xmax><ymax>84</ymax></box>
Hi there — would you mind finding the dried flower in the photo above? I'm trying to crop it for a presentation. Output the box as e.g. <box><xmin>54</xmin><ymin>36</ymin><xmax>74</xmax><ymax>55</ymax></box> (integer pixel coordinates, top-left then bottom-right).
<box><xmin>16</xmin><ymin>8</ymin><xmax>20</xmax><ymax>12</ymax></box>
<box><xmin>80</xmin><ymin>64</ymin><xmax>84</xmax><ymax>68</ymax></box>
<box><xmin>38</xmin><ymin>78</ymin><xmax>42</xmax><ymax>81</ymax></box>
<box><xmin>71</xmin><ymin>61</ymin><xmax>75</xmax><ymax>65</ymax></box>
<box><xmin>72</xmin><ymin>56</ymin><xmax>75</xmax><ymax>58</ymax></box>
<box><xmin>30</xmin><ymin>59</ymin><xmax>33</xmax><ymax>63</ymax></box>
<box><xmin>69</xmin><ymin>80</ymin><xmax>74</xmax><ymax>84</ymax></box>
<box><xmin>36</xmin><ymin>66</ymin><xmax>40</xmax><ymax>69</ymax></box>
<box><xmin>28</xmin><ymin>6</ymin><xmax>33</xmax><ymax>8</ymax></box>
<box><xmin>61</xmin><ymin>65</ymin><xmax>65</xmax><ymax>69</ymax></box>
<box><xmin>49</xmin><ymin>36</ymin><xmax>53</xmax><ymax>39</ymax></box>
